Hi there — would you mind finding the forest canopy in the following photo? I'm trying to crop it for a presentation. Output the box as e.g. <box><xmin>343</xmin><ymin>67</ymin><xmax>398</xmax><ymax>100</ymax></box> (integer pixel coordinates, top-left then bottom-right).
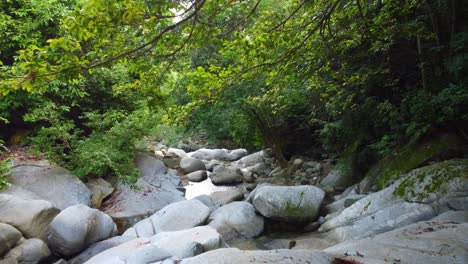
<box><xmin>0</xmin><ymin>0</ymin><xmax>467</xmax><ymax>183</ymax></box>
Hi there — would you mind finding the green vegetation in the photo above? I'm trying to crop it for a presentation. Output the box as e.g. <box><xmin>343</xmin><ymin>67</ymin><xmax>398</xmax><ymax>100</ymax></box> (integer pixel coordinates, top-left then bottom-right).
<box><xmin>393</xmin><ymin>159</ymin><xmax>468</xmax><ymax>201</ymax></box>
<box><xmin>0</xmin><ymin>0</ymin><xmax>466</xmax><ymax>184</ymax></box>
<box><xmin>0</xmin><ymin>140</ymin><xmax>11</xmax><ymax>189</ymax></box>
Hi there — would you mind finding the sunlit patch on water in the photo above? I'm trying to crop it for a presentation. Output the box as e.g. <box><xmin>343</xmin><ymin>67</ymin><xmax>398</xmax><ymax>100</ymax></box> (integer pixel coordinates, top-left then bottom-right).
<box><xmin>184</xmin><ymin>176</ymin><xmax>239</xmax><ymax>199</ymax></box>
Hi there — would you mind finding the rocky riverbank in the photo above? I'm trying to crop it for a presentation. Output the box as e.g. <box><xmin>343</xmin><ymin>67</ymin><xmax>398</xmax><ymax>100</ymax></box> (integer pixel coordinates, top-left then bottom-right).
<box><xmin>0</xmin><ymin>143</ymin><xmax>467</xmax><ymax>263</ymax></box>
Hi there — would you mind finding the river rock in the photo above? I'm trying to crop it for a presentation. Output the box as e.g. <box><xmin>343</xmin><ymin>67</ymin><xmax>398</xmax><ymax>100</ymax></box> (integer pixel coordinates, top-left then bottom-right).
<box><xmin>251</xmin><ymin>185</ymin><xmax>325</xmax><ymax>222</ymax></box>
<box><xmin>324</xmin><ymin>220</ymin><xmax>468</xmax><ymax>264</ymax></box>
<box><xmin>122</xmin><ymin>200</ymin><xmax>210</xmax><ymax>238</ymax></box>
<box><xmin>69</xmin><ymin>236</ymin><xmax>134</xmax><ymax>264</ymax></box>
<box><xmin>0</xmin><ymin>194</ymin><xmax>59</xmax><ymax>240</ymax></box>
<box><xmin>189</xmin><ymin>148</ymin><xmax>247</xmax><ymax>161</ymax></box>
<box><xmin>209</xmin><ymin>189</ymin><xmax>244</xmax><ymax>206</ymax></box>
<box><xmin>319</xmin><ymin>160</ymin><xmax>468</xmax><ymax>238</ymax></box>
<box><xmin>431</xmin><ymin>210</ymin><xmax>468</xmax><ymax>223</ymax></box>
<box><xmin>0</xmin><ymin>222</ymin><xmax>22</xmax><ymax>256</ymax></box>
<box><xmin>208</xmin><ymin>202</ymin><xmax>264</xmax><ymax>241</ymax></box>
<box><xmin>325</xmin><ymin>194</ymin><xmax>367</xmax><ymax>215</ymax></box>
<box><xmin>192</xmin><ymin>195</ymin><xmax>219</xmax><ymax>213</ymax></box>
<box><xmin>86</xmin><ymin>226</ymin><xmax>224</xmax><ymax>264</ymax></box>
<box><xmin>179</xmin><ymin>248</ymin><xmax>333</xmax><ymax>264</ymax></box>
<box><xmin>3</xmin><ymin>238</ymin><xmax>50</xmax><ymax>264</ymax></box>
<box><xmin>180</xmin><ymin>157</ymin><xmax>206</xmax><ymax>174</ymax></box>
<box><xmin>85</xmin><ymin>178</ymin><xmax>114</xmax><ymax>208</ymax></box>
<box><xmin>4</xmin><ymin>160</ymin><xmax>91</xmax><ymax>210</ymax></box>
<box><xmin>326</xmin><ymin>202</ymin><xmax>436</xmax><ymax>241</ymax></box>
<box><xmin>236</xmin><ymin>151</ymin><xmax>266</xmax><ymax>168</ymax></box>
<box><xmin>186</xmin><ymin>170</ymin><xmax>207</xmax><ymax>182</ymax></box>
<box><xmin>210</xmin><ymin>165</ymin><xmax>242</xmax><ymax>185</ymax></box>
<box><xmin>48</xmin><ymin>204</ymin><xmax>115</xmax><ymax>257</ymax></box>
<box><xmin>102</xmin><ymin>152</ymin><xmax>185</xmax><ymax>232</ymax></box>
<box><xmin>167</xmin><ymin>148</ymin><xmax>187</xmax><ymax>158</ymax></box>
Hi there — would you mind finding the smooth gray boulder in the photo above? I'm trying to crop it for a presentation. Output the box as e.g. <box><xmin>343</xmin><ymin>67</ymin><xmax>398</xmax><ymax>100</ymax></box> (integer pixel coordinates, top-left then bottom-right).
<box><xmin>4</xmin><ymin>160</ymin><xmax>91</xmax><ymax>210</ymax></box>
<box><xmin>210</xmin><ymin>165</ymin><xmax>242</xmax><ymax>185</ymax></box>
<box><xmin>324</xmin><ymin>221</ymin><xmax>468</xmax><ymax>264</ymax></box>
<box><xmin>85</xmin><ymin>226</ymin><xmax>224</xmax><ymax>264</ymax></box>
<box><xmin>189</xmin><ymin>148</ymin><xmax>247</xmax><ymax>161</ymax></box>
<box><xmin>209</xmin><ymin>189</ymin><xmax>244</xmax><ymax>206</ymax></box>
<box><xmin>431</xmin><ymin>210</ymin><xmax>468</xmax><ymax>223</ymax></box>
<box><xmin>0</xmin><ymin>194</ymin><xmax>59</xmax><ymax>240</ymax></box>
<box><xmin>208</xmin><ymin>202</ymin><xmax>264</xmax><ymax>241</ymax></box>
<box><xmin>85</xmin><ymin>178</ymin><xmax>114</xmax><ymax>208</ymax></box>
<box><xmin>236</xmin><ymin>151</ymin><xmax>266</xmax><ymax>168</ymax></box>
<box><xmin>3</xmin><ymin>238</ymin><xmax>50</xmax><ymax>264</ymax></box>
<box><xmin>122</xmin><ymin>199</ymin><xmax>210</xmax><ymax>238</ymax></box>
<box><xmin>326</xmin><ymin>202</ymin><xmax>436</xmax><ymax>241</ymax></box>
<box><xmin>319</xmin><ymin>160</ymin><xmax>468</xmax><ymax>236</ymax></box>
<box><xmin>69</xmin><ymin>236</ymin><xmax>134</xmax><ymax>264</ymax></box>
<box><xmin>103</xmin><ymin>152</ymin><xmax>185</xmax><ymax>232</ymax></box>
<box><xmin>180</xmin><ymin>248</ymin><xmax>333</xmax><ymax>264</ymax></box>
<box><xmin>192</xmin><ymin>195</ymin><xmax>219</xmax><ymax>213</ymax></box>
<box><xmin>48</xmin><ymin>204</ymin><xmax>115</xmax><ymax>257</ymax></box>
<box><xmin>252</xmin><ymin>185</ymin><xmax>325</xmax><ymax>222</ymax></box>
<box><xmin>186</xmin><ymin>170</ymin><xmax>207</xmax><ymax>182</ymax></box>
<box><xmin>0</xmin><ymin>223</ymin><xmax>22</xmax><ymax>256</ymax></box>
<box><xmin>180</xmin><ymin>157</ymin><xmax>206</xmax><ymax>174</ymax></box>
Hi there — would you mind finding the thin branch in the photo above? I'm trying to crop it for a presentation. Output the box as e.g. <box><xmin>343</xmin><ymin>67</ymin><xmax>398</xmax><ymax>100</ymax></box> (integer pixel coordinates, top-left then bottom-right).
<box><xmin>222</xmin><ymin>0</ymin><xmax>262</xmax><ymax>36</ymax></box>
<box><xmin>268</xmin><ymin>0</ymin><xmax>307</xmax><ymax>32</ymax></box>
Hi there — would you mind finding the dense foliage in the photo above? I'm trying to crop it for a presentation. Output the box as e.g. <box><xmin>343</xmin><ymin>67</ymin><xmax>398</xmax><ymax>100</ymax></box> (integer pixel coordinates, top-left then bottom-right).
<box><xmin>0</xmin><ymin>0</ymin><xmax>466</xmax><ymax>182</ymax></box>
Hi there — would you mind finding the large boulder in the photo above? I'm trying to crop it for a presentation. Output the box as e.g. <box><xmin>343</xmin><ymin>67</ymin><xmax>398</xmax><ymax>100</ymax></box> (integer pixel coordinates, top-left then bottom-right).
<box><xmin>358</xmin><ymin>133</ymin><xmax>464</xmax><ymax>193</ymax></box>
<box><xmin>319</xmin><ymin>159</ymin><xmax>468</xmax><ymax>241</ymax></box>
<box><xmin>85</xmin><ymin>178</ymin><xmax>114</xmax><ymax>208</ymax></box>
<box><xmin>48</xmin><ymin>204</ymin><xmax>115</xmax><ymax>257</ymax></box>
<box><xmin>208</xmin><ymin>202</ymin><xmax>264</xmax><ymax>241</ymax></box>
<box><xmin>210</xmin><ymin>165</ymin><xmax>242</xmax><ymax>185</ymax></box>
<box><xmin>69</xmin><ymin>236</ymin><xmax>134</xmax><ymax>264</ymax></box>
<box><xmin>102</xmin><ymin>152</ymin><xmax>185</xmax><ymax>232</ymax></box>
<box><xmin>252</xmin><ymin>185</ymin><xmax>325</xmax><ymax>222</ymax></box>
<box><xmin>0</xmin><ymin>194</ymin><xmax>59</xmax><ymax>240</ymax></box>
<box><xmin>191</xmin><ymin>195</ymin><xmax>220</xmax><ymax>213</ymax></box>
<box><xmin>2</xmin><ymin>238</ymin><xmax>51</xmax><ymax>264</ymax></box>
<box><xmin>180</xmin><ymin>157</ymin><xmax>207</xmax><ymax>174</ymax></box>
<box><xmin>209</xmin><ymin>189</ymin><xmax>244</xmax><ymax>206</ymax></box>
<box><xmin>85</xmin><ymin>226</ymin><xmax>224</xmax><ymax>264</ymax></box>
<box><xmin>324</xmin><ymin>219</ymin><xmax>468</xmax><ymax>264</ymax></box>
<box><xmin>186</xmin><ymin>170</ymin><xmax>207</xmax><ymax>182</ymax></box>
<box><xmin>188</xmin><ymin>148</ymin><xmax>247</xmax><ymax>161</ymax></box>
<box><xmin>0</xmin><ymin>222</ymin><xmax>22</xmax><ymax>256</ymax></box>
<box><xmin>179</xmin><ymin>248</ymin><xmax>333</xmax><ymax>264</ymax></box>
<box><xmin>4</xmin><ymin>160</ymin><xmax>91</xmax><ymax>210</ymax></box>
<box><xmin>122</xmin><ymin>200</ymin><xmax>210</xmax><ymax>238</ymax></box>
<box><xmin>235</xmin><ymin>151</ymin><xmax>267</xmax><ymax>168</ymax></box>
<box><xmin>326</xmin><ymin>202</ymin><xmax>436</xmax><ymax>241</ymax></box>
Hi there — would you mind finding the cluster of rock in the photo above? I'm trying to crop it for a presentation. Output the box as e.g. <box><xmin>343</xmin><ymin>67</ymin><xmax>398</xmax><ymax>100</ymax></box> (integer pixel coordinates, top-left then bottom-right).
<box><xmin>1</xmin><ymin>142</ymin><xmax>467</xmax><ymax>264</ymax></box>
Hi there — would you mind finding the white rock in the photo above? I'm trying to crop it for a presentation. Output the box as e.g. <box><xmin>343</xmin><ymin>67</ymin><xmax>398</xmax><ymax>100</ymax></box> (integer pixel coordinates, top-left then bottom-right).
<box><xmin>252</xmin><ymin>185</ymin><xmax>325</xmax><ymax>222</ymax></box>
<box><xmin>4</xmin><ymin>160</ymin><xmax>91</xmax><ymax>210</ymax></box>
<box><xmin>325</xmin><ymin>221</ymin><xmax>468</xmax><ymax>264</ymax></box>
<box><xmin>3</xmin><ymin>238</ymin><xmax>50</xmax><ymax>264</ymax></box>
<box><xmin>208</xmin><ymin>202</ymin><xmax>264</xmax><ymax>241</ymax></box>
<box><xmin>86</xmin><ymin>226</ymin><xmax>224</xmax><ymax>264</ymax></box>
<box><xmin>122</xmin><ymin>200</ymin><xmax>210</xmax><ymax>238</ymax></box>
<box><xmin>180</xmin><ymin>157</ymin><xmax>206</xmax><ymax>174</ymax></box>
<box><xmin>0</xmin><ymin>194</ymin><xmax>59</xmax><ymax>240</ymax></box>
<box><xmin>180</xmin><ymin>248</ymin><xmax>333</xmax><ymax>264</ymax></box>
<box><xmin>48</xmin><ymin>204</ymin><xmax>115</xmax><ymax>256</ymax></box>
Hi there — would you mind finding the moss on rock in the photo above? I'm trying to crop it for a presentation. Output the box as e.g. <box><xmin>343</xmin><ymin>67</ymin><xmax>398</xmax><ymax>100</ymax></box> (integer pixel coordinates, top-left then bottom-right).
<box><xmin>393</xmin><ymin>159</ymin><xmax>468</xmax><ymax>202</ymax></box>
<box><xmin>360</xmin><ymin>133</ymin><xmax>463</xmax><ymax>192</ymax></box>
